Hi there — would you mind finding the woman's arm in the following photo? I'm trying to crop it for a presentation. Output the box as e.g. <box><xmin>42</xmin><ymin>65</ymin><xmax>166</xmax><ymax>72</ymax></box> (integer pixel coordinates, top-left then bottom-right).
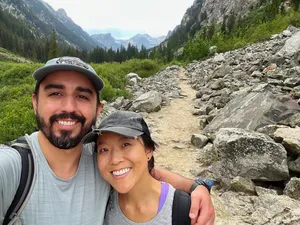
<box><xmin>151</xmin><ymin>168</ymin><xmax>215</xmax><ymax>225</ymax></box>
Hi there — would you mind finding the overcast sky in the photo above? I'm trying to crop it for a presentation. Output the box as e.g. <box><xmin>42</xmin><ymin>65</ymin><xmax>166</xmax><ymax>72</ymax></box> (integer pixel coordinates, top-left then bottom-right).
<box><xmin>44</xmin><ymin>0</ymin><xmax>195</xmax><ymax>37</ymax></box>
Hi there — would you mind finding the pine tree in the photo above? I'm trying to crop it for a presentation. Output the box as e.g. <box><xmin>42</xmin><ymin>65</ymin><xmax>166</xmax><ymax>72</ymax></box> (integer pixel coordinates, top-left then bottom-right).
<box><xmin>139</xmin><ymin>45</ymin><xmax>147</xmax><ymax>59</ymax></box>
<box><xmin>207</xmin><ymin>23</ymin><xmax>215</xmax><ymax>40</ymax></box>
<box><xmin>48</xmin><ymin>29</ymin><xmax>59</xmax><ymax>59</ymax></box>
<box><xmin>291</xmin><ymin>0</ymin><xmax>300</xmax><ymax>10</ymax></box>
<box><xmin>221</xmin><ymin>16</ymin><xmax>227</xmax><ymax>34</ymax></box>
<box><xmin>227</xmin><ymin>12</ymin><xmax>236</xmax><ymax>35</ymax></box>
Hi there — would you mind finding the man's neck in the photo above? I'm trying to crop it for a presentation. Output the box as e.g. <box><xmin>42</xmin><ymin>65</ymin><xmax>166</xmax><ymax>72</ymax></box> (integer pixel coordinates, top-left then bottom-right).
<box><xmin>37</xmin><ymin>131</ymin><xmax>83</xmax><ymax>179</ymax></box>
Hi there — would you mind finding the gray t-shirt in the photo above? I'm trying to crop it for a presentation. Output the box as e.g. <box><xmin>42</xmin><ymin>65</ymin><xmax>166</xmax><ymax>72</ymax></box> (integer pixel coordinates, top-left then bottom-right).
<box><xmin>0</xmin><ymin>132</ymin><xmax>110</xmax><ymax>225</ymax></box>
<box><xmin>104</xmin><ymin>184</ymin><xmax>175</xmax><ymax>225</ymax></box>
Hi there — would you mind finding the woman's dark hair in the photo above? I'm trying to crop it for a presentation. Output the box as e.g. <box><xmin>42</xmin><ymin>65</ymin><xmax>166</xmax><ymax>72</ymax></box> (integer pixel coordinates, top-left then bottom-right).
<box><xmin>140</xmin><ymin>134</ymin><xmax>158</xmax><ymax>173</ymax></box>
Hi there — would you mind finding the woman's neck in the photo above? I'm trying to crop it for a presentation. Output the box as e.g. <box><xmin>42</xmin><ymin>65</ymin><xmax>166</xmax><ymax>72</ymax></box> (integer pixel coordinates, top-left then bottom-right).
<box><xmin>118</xmin><ymin>175</ymin><xmax>162</xmax><ymax>222</ymax></box>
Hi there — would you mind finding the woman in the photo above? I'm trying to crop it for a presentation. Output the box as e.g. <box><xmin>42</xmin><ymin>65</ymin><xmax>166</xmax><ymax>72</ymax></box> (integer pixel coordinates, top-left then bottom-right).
<box><xmin>83</xmin><ymin>110</ymin><xmax>191</xmax><ymax>225</ymax></box>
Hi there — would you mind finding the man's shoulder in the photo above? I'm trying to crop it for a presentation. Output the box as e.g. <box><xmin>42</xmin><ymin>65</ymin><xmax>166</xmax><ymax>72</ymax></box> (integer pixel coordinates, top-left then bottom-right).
<box><xmin>0</xmin><ymin>133</ymin><xmax>35</xmax><ymax>167</ymax></box>
<box><xmin>0</xmin><ymin>142</ymin><xmax>22</xmax><ymax>154</ymax></box>
<box><xmin>0</xmin><ymin>144</ymin><xmax>20</xmax><ymax>155</ymax></box>
<box><xmin>0</xmin><ymin>144</ymin><xmax>22</xmax><ymax>176</ymax></box>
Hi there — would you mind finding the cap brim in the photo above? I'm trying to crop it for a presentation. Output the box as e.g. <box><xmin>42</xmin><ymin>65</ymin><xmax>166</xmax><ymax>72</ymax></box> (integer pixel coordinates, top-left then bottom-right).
<box><xmin>82</xmin><ymin>132</ymin><xmax>98</xmax><ymax>144</ymax></box>
<box><xmin>99</xmin><ymin>127</ymin><xmax>144</xmax><ymax>138</ymax></box>
<box><xmin>82</xmin><ymin>127</ymin><xmax>144</xmax><ymax>144</ymax></box>
<box><xmin>33</xmin><ymin>64</ymin><xmax>104</xmax><ymax>92</ymax></box>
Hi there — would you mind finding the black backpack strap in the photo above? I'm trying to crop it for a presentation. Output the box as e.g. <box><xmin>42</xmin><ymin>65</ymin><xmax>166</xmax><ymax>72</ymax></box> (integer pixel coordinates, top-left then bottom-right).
<box><xmin>172</xmin><ymin>189</ymin><xmax>191</xmax><ymax>225</ymax></box>
<box><xmin>3</xmin><ymin>136</ymin><xmax>35</xmax><ymax>225</ymax></box>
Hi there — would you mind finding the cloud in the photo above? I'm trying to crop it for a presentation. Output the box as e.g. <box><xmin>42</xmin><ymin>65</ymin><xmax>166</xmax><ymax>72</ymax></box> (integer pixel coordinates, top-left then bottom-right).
<box><xmin>44</xmin><ymin>0</ymin><xmax>194</xmax><ymax>37</ymax></box>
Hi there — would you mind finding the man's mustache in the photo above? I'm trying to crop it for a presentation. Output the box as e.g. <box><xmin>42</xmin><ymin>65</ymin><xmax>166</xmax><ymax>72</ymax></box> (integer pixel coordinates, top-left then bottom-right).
<box><xmin>49</xmin><ymin>112</ymin><xmax>86</xmax><ymax>126</ymax></box>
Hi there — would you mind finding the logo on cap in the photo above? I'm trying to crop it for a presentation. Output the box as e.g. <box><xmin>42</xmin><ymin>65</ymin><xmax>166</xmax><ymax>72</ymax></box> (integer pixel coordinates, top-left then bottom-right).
<box><xmin>56</xmin><ymin>57</ymin><xmax>89</xmax><ymax>69</ymax></box>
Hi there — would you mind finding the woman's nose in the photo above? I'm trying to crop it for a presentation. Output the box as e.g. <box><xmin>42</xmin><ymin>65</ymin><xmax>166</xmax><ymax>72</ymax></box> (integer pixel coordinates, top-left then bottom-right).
<box><xmin>110</xmin><ymin>149</ymin><xmax>124</xmax><ymax>165</ymax></box>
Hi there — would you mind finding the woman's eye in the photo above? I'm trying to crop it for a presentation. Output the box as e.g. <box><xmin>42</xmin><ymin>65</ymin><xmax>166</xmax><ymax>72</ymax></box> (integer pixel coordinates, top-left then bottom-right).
<box><xmin>97</xmin><ymin>148</ymin><xmax>108</xmax><ymax>154</ymax></box>
<box><xmin>122</xmin><ymin>143</ymin><xmax>131</xmax><ymax>148</ymax></box>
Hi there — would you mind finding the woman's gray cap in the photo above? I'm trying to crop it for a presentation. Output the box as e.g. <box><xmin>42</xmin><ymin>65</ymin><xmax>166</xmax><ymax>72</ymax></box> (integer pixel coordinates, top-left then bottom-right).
<box><xmin>82</xmin><ymin>111</ymin><xmax>151</xmax><ymax>144</ymax></box>
<box><xmin>33</xmin><ymin>56</ymin><xmax>104</xmax><ymax>92</ymax></box>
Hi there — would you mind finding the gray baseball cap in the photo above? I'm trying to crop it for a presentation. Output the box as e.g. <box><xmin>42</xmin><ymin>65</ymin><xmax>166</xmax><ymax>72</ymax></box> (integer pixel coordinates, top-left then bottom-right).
<box><xmin>82</xmin><ymin>111</ymin><xmax>151</xmax><ymax>144</ymax></box>
<box><xmin>33</xmin><ymin>56</ymin><xmax>104</xmax><ymax>92</ymax></box>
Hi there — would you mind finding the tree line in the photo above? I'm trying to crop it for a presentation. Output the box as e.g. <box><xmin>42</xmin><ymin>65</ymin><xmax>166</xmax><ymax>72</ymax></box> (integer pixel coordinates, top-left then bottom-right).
<box><xmin>0</xmin><ymin>7</ymin><xmax>152</xmax><ymax>63</ymax></box>
<box><xmin>1</xmin><ymin>0</ymin><xmax>300</xmax><ymax>64</ymax></box>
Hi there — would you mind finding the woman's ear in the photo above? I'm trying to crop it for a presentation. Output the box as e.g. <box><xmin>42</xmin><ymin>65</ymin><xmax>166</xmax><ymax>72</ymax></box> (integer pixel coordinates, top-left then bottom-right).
<box><xmin>146</xmin><ymin>148</ymin><xmax>153</xmax><ymax>160</ymax></box>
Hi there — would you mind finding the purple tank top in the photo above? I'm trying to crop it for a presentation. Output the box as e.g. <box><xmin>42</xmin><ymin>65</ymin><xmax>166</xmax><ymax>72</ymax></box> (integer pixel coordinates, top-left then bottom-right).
<box><xmin>157</xmin><ymin>182</ymin><xmax>169</xmax><ymax>213</ymax></box>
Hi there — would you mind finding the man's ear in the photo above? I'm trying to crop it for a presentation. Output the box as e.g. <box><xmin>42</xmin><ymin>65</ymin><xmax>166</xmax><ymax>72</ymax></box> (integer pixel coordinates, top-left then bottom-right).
<box><xmin>32</xmin><ymin>93</ymin><xmax>37</xmax><ymax>115</ymax></box>
<box><xmin>96</xmin><ymin>102</ymin><xmax>103</xmax><ymax>119</ymax></box>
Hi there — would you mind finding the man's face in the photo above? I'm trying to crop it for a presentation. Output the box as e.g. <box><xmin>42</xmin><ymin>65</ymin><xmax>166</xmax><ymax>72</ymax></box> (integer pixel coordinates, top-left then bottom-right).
<box><xmin>32</xmin><ymin>71</ymin><xmax>102</xmax><ymax>149</ymax></box>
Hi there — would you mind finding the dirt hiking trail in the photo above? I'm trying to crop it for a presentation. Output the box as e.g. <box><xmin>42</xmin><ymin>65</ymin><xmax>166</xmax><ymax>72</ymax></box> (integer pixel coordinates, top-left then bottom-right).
<box><xmin>144</xmin><ymin>67</ymin><xmax>200</xmax><ymax>178</ymax></box>
<box><xmin>143</xmin><ymin>67</ymin><xmax>227</xmax><ymax>223</ymax></box>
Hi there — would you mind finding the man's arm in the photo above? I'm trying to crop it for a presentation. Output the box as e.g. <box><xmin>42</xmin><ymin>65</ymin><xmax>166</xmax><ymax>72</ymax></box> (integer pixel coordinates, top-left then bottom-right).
<box><xmin>0</xmin><ymin>147</ymin><xmax>22</xmax><ymax>224</ymax></box>
<box><xmin>151</xmin><ymin>168</ymin><xmax>215</xmax><ymax>225</ymax></box>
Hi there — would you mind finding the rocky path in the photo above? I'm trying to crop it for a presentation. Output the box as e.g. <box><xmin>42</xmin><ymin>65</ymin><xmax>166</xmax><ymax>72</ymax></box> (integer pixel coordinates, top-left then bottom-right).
<box><xmin>143</xmin><ymin>67</ymin><xmax>227</xmax><ymax>224</ymax></box>
<box><xmin>143</xmin><ymin>67</ymin><xmax>200</xmax><ymax>178</ymax></box>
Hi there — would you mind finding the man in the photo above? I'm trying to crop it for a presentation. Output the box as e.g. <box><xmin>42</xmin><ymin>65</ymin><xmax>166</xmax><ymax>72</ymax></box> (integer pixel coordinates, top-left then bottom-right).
<box><xmin>0</xmin><ymin>56</ymin><xmax>214</xmax><ymax>225</ymax></box>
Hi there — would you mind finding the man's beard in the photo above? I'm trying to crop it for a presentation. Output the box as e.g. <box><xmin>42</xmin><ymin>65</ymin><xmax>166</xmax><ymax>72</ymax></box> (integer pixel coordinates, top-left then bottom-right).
<box><xmin>36</xmin><ymin>112</ymin><xmax>96</xmax><ymax>149</ymax></box>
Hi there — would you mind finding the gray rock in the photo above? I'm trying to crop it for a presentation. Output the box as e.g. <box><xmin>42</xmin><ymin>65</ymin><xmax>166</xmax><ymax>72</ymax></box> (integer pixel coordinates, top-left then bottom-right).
<box><xmin>196</xmin><ymin>143</ymin><xmax>216</xmax><ymax>166</ymax></box>
<box><xmin>204</xmin><ymin>85</ymin><xmax>300</xmax><ymax>133</ymax></box>
<box><xmin>284</xmin><ymin>177</ymin><xmax>300</xmax><ymax>200</ymax></box>
<box><xmin>191</xmin><ymin>134</ymin><xmax>209</xmax><ymax>148</ymax></box>
<box><xmin>212</xmin><ymin>128</ymin><xmax>289</xmax><ymax>181</ymax></box>
<box><xmin>230</xmin><ymin>176</ymin><xmax>256</xmax><ymax>195</ymax></box>
<box><xmin>274</xmin><ymin>127</ymin><xmax>300</xmax><ymax>155</ymax></box>
<box><xmin>255</xmin><ymin>186</ymin><xmax>278</xmax><ymax>196</ymax></box>
<box><xmin>131</xmin><ymin>91</ymin><xmax>162</xmax><ymax>113</ymax></box>
<box><xmin>276</xmin><ymin>31</ymin><xmax>300</xmax><ymax>57</ymax></box>
<box><xmin>288</xmin><ymin>156</ymin><xmax>300</xmax><ymax>173</ymax></box>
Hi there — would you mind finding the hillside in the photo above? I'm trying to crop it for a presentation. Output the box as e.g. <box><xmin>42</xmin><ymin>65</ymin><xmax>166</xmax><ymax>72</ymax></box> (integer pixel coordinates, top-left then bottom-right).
<box><xmin>0</xmin><ymin>47</ymin><xmax>31</xmax><ymax>63</ymax></box>
<box><xmin>0</xmin><ymin>0</ymin><xmax>98</xmax><ymax>50</ymax></box>
<box><xmin>155</xmin><ymin>0</ymin><xmax>300</xmax><ymax>62</ymax></box>
<box><xmin>160</xmin><ymin>0</ymin><xmax>261</xmax><ymax>52</ymax></box>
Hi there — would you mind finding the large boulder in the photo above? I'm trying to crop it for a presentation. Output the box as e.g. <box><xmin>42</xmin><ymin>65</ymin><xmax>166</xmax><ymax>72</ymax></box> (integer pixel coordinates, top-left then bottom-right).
<box><xmin>219</xmin><ymin>191</ymin><xmax>300</xmax><ymax>224</ymax></box>
<box><xmin>276</xmin><ymin>31</ymin><xmax>300</xmax><ymax>57</ymax></box>
<box><xmin>212</xmin><ymin>128</ymin><xmax>289</xmax><ymax>181</ymax></box>
<box><xmin>131</xmin><ymin>91</ymin><xmax>162</xmax><ymax>113</ymax></box>
<box><xmin>204</xmin><ymin>85</ymin><xmax>300</xmax><ymax>133</ymax></box>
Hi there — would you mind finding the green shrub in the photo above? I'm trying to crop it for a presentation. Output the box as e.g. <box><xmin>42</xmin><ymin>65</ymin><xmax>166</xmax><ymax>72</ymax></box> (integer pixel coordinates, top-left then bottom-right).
<box><xmin>0</xmin><ymin>63</ymin><xmax>38</xmax><ymax>86</ymax></box>
<box><xmin>100</xmin><ymin>77</ymin><xmax>117</xmax><ymax>101</ymax></box>
<box><xmin>184</xmin><ymin>38</ymin><xmax>210</xmax><ymax>61</ymax></box>
<box><xmin>182</xmin><ymin>6</ymin><xmax>300</xmax><ymax>62</ymax></box>
<box><xmin>0</xmin><ymin>59</ymin><xmax>162</xmax><ymax>143</ymax></box>
<box><xmin>0</xmin><ymin>83</ymin><xmax>33</xmax><ymax>102</ymax></box>
<box><xmin>0</xmin><ymin>95</ymin><xmax>36</xmax><ymax>143</ymax></box>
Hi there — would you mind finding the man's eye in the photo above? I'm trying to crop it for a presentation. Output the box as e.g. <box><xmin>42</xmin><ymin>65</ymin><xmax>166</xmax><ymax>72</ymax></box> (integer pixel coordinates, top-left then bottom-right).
<box><xmin>49</xmin><ymin>92</ymin><xmax>61</xmax><ymax>96</ymax></box>
<box><xmin>78</xmin><ymin>95</ymin><xmax>89</xmax><ymax>100</ymax></box>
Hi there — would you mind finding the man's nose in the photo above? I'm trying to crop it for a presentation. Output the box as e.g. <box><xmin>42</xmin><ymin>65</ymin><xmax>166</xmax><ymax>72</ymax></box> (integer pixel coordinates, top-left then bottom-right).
<box><xmin>61</xmin><ymin>96</ymin><xmax>77</xmax><ymax>112</ymax></box>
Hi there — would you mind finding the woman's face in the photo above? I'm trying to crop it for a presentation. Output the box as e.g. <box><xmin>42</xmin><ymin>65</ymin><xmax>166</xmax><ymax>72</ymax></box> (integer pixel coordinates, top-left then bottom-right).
<box><xmin>96</xmin><ymin>132</ymin><xmax>152</xmax><ymax>193</ymax></box>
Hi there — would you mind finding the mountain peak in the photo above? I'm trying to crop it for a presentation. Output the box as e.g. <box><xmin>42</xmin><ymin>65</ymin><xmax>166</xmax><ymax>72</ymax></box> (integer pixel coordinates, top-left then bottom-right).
<box><xmin>57</xmin><ymin>8</ymin><xmax>71</xmax><ymax>20</ymax></box>
<box><xmin>133</xmin><ymin>33</ymin><xmax>151</xmax><ymax>38</ymax></box>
